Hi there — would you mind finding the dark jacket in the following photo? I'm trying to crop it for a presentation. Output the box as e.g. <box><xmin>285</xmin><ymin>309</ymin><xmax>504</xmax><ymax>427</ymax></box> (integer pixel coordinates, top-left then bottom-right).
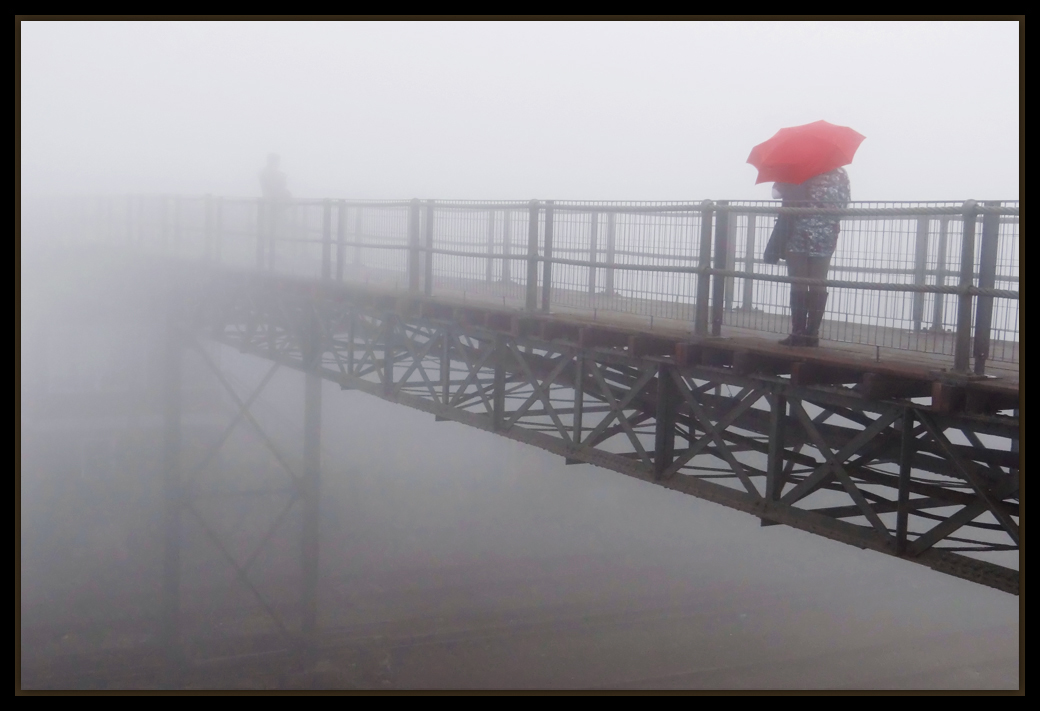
<box><xmin>763</xmin><ymin>182</ymin><xmax>808</xmax><ymax>264</ymax></box>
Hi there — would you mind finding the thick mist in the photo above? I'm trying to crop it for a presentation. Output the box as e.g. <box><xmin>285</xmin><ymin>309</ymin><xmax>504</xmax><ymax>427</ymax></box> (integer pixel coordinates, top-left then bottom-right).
<box><xmin>19</xmin><ymin>20</ymin><xmax>1020</xmax><ymax>691</ymax></box>
<box><xmin>20</xmin><ymin>21</ymin><xmax>1020</xmax><ymax>201</ymax></box>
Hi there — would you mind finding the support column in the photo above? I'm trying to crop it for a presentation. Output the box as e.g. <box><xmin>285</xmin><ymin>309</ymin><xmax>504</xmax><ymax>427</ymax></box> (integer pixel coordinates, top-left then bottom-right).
<box><xmin>161</xmin><ymin>295</ymin><xmax>184</xmax><ymax>682</ymax></box>
<box><xmin>762</xmin><ymin>390</ymin><xmax>787</xmax><ymax>526</ymax></box>
<box><xmin>300</xmin><ymin>315</ymin><xmax>322</xmax><ymax>656</ymax></box>
<box><xmin>653</xmin><ymin>364</ymin><xmax>678</xmax><ymax>480</ymax></box>
<box><xmin>492</xmin><ymin>337</ymin><xmax>507</xmax><ymax>432</ymax></box>
<box><xmin>566</xmin><ymin>353</ymin><xmax>585</xmax><ymax>465</ymax></box>
<box><xmin>896</xmin><ymin>408</ymin><xmax>915</xmax><ymax>554</ymax></box>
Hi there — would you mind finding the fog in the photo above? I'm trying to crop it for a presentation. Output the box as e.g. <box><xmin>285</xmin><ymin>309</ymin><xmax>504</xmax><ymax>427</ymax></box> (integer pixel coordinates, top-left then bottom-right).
<box><xmin>19</xmin><ymin>20</ymin><xmax>1020</xmax><ymax>691</ymax></box>
<box><xmin>20</xmin><ymin>21</ymin><xmax>1020</xmax><ymax>201</ymax></box>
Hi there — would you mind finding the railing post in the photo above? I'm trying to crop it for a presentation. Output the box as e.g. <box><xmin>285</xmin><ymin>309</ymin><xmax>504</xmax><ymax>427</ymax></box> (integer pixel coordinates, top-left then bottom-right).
<box><xmin>526</xmin><ymin>200</ymin><xmax>540</xmax><ymax>312</ymax></box>
<box><xmin>587</xmin><ymin>212</ymin><xmax>599</xmax><ymax>295</ymax></box>
<box><xmin>973</xmin><ymin>201</ymin><xmax>1002</xmax><ymax>375</ymax></box>
<box><xmin>424</xmin><ymin>201</ymin><xmax>435</xmax><ymax>297</ymax></box>
<box><xmin>353</xmin><ymin>206</ymin><xmax>364</xmax><ymax>268</ymax></box>
<box><xmin>697</xmin><ymin>200</ymin><xmax>717</xmax><ymax>336</ymax></box>
<box><xmin>408</xmin><ymin>198</ymin><xmax>421</xmax><ymax>294</ymax></box>
<box><xmin>912</xmin><ymin>216</ymin><xmax>930</xmax><ymax>332</ymax></box>
<box><xmin>953</xmin><ymin>200</ymin><xmax>978</xmax><ymax>374</ymax></box>
<box><xmin>931</xmin><ymin>216</ymin><xmax>950</xmax><ymax>332</ymax></box>
<box><xmin>724</xmin><ymin>211</ymin><xmax>737</xmax><ymax>314</ymax></box>
<box><xmin>322</xmin><ymin>199</ymin><xmax>332</xmax><ymax>281</ymax></box>
<box><xmin>710</xmin><ymin>201</ymin><xmax>730</xmax><ymax>335</ymax></box>
<box><xmin>501</xmin><ymin>210</ymin><xmax>512</xmax><ymax>284</ymax></box>
<box><xmin>604</xmin><ymin>212</ymin><xmax>616</xmax><ymax>297</ymax></box>
<box><xmin>336</xmin><ymin>201</ymin><xmax>347</xmax><ymax>282</ymax></box>
<box><xmin>541</xmin><ymin>200</ymin><xmax>555</xmax><ymax>313</ymax></box>
<box><xmin>485</xmin><ymin>209</ymin><xmax>495</xmax><ymax>284</ymax></box>
<box><xmin>742</xmin><ymin>213</ymin><xmax>757</xmax><ymax>311</ymax></box>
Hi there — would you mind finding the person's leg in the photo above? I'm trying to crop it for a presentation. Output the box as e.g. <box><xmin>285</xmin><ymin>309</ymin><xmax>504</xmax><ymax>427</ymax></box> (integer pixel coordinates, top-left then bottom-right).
<box><xmin>780</xmin><ymin>253</ymin><xmax>808</xmax><ymax>346</ymax></box>
<box><xmin>803</xmin><ymin>255</ymin><xmax>833</xmax><ymax>346</ymax></box>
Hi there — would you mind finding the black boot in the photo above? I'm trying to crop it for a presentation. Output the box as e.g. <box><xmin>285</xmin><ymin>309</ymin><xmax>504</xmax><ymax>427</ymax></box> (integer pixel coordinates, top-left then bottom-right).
<box><xmin>803</xmin><ymin>291</ymin><xmax>829</xmax><ymax>347</ymax></box>
<box><xmin>779</xmin><ymin>291</ymin><xmax>808</xmax><ymax>346</ymax></box>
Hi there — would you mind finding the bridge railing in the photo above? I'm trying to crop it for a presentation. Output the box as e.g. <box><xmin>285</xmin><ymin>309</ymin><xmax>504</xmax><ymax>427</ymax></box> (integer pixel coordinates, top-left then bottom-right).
<box><xmin>22</xmin><ymin>194</ymin><xmax>1019</xmax><ymax>375</ymax></box>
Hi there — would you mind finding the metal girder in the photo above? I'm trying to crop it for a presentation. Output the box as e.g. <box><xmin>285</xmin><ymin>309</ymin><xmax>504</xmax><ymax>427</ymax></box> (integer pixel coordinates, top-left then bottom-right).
<box><xmin>184</xmin><ymin>267</ymin><xmax>1020</xmax><ymax>595</ymax></box>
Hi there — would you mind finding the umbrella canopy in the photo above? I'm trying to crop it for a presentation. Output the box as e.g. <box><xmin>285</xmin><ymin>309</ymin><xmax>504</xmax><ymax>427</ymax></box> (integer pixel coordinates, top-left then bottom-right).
<box><xmin>747</xmin><ymin>120</ymin><xmax>865</xmax><ymax>185</ymax></box>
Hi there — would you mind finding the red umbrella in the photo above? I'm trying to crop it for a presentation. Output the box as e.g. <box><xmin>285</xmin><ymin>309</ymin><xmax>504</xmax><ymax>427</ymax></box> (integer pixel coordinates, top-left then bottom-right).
<box><xmin>747</xmin><ymin>120</ymin><xmax>865</xmax><ymax>185</ymax></box>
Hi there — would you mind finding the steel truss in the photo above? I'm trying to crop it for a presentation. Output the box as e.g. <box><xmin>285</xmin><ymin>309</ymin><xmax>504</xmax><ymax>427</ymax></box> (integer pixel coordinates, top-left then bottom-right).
<box><xmin>177</xmin><ymin>267</ymin><xmax>1020</xmax><ymax>598</ymax></box>
<box><xmin>161</xmin><ymin>280</ymin><xmax>324</xmax><ymax>679</ymax></box>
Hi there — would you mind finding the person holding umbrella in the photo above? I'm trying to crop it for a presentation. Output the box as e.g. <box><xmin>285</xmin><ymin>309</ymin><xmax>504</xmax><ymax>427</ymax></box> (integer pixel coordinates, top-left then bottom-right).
<box><xmin>779</xmin><ymin>167</ymin><xmax>850</xmax><ymax>346</ymax></box>
<box><xmin>747</xmin><ymin>121</ymin><xmax>862</xmax><ymax>347</ymax></box>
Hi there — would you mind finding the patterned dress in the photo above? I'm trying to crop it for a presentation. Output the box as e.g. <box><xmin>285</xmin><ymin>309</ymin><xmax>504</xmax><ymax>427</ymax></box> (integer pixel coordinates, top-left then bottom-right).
<box><xmin>787</xmin><ymin>167</ymin><xmax>851</xmax><ymax>258</ymax></box>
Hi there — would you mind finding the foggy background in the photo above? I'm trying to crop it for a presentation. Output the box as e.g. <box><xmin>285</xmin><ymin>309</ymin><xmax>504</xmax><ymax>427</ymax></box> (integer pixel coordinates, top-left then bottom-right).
<box><xmin>20</xmin><ymin>21</ymin><xmax>1020</xmax><ymax>201</ymax></box>
<box><xmin>19</xmin><ymin>20</ymin><xmax>1020</xmax><ymax>690</ymax></box>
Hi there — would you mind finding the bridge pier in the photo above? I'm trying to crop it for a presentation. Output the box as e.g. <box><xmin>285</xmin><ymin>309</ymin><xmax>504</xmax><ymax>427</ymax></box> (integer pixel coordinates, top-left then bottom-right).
<box><xmin>178</xmin><ymin>260</ymin><xmax>1018</xmax><ymax>596</ymax></box>
<box><xmin>300</xmin><ymin>315</ymin><xmax>322</xmax><ymax>658</ymax></box>
<box><xmin>161</xmin><ymin>289</ymin><xmax>185</xmax><ymax>684</ymax></box>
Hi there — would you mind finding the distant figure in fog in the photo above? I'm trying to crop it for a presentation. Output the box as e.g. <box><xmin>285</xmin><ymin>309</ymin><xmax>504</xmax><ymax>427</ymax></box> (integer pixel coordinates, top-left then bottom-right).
<box><xmin>259</xmin><ymin>154</ymin><xmax>291</xmax><ymax>267</ymax></box>
<box><xmin>259</xmin><ymin>153</ymin><xmax>291</xmax><ymax>201</ymax></box>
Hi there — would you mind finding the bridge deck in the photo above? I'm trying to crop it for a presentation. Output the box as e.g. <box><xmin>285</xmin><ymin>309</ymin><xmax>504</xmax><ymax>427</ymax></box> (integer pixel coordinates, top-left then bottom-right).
<box><xmin>258</xmin><ymin>261</ymin><xmax>1018</xmax><ymax>414</ymax></box>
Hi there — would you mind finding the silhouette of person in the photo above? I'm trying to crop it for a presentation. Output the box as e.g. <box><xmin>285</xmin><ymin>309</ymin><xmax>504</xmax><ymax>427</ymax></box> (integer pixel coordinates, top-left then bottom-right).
<box><xmin>259</xmin><ymin>153</ymin><xmax>291</xmax><ymax>201</ymax></box>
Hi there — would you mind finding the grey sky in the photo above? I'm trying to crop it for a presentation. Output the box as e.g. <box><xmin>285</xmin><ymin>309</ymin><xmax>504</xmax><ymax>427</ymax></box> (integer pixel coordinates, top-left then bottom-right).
<box><xmin>20</xmin><ymin>20</ymin><xmax>1020</xmax><ymax>201</ymax></box>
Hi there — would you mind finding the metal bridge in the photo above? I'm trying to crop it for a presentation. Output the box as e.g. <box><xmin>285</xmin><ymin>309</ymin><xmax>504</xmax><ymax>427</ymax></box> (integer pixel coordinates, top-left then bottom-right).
<box><xmin>21</xmin><ymin>194</ymin><xmax>1020</xmax><ymax>682</ymax></box>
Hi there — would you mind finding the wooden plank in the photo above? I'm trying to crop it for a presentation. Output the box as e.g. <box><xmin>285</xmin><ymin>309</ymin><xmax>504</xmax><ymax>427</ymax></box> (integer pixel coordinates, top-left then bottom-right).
<box><xmin>510</xmin><ymin>315</ymin><xmax>543</xmax><ymax>338</ymax></box>
<box><xmin>791</xmin><ymin>362</ymin><xmax>862</xmax><ymax>387</ymax></box>
<box><xmin>932</xmin><ymin>381</ymin><xmax>966</xmax><ymax>414</ymax></box>
<box><xmin>628</xmin><ymin>334</ymin><xmax>678</xmax><ymax>359</ymax></box>
<box><xmin>733</xmin><ymin>350</ymin><xmax>795</xmax><ymax>376</ymax></box>
<box><xmin>579</xmin><ymin>326</ymin><xmax>631</xmax><ymax>350</ymax></box>
<box><xmin>858</xmin><ymin>372</ymin><xmax>933</xmax><ymax>401</ymax></box>
<box><xmin>674</xmin><ymin>342</ymin><xmax>702</xmax><ymax>367</ymax></box>
<box><xmin>419</xmin><ymin>301</ymin><xmax>454</xmax><ymax>321</ymax></box>
<box><xmin>485</xmin><ymin>311</ymin><xmax>514</xmax><ymax>333</ymax></box>
<box><xmin>541</xmin><ymin>321</ymin><xmax>582</xmax><ymax>343</ymax></box>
